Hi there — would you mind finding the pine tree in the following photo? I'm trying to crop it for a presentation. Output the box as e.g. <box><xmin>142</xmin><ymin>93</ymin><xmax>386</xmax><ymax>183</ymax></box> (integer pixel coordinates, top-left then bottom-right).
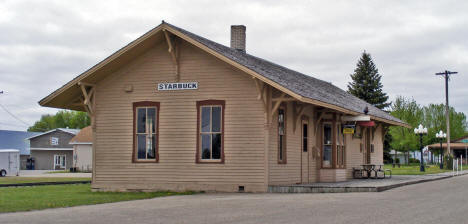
<box><xmin>347</xmin><ymin>51</ymin><xmax>390</xmax><ymax>109</ymax></box>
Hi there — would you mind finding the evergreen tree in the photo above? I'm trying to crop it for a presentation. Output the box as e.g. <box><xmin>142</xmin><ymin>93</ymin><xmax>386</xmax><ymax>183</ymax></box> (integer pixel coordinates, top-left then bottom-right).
<box><xmin>347</xmin><ymin>51</ymin><xmax>390</xmax><ymax>109</ymax></box>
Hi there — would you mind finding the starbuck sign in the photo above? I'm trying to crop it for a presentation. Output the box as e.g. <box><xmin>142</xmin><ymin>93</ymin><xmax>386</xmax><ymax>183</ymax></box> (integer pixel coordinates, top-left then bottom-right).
<box><xmin>157</xmin><ymin>82</ymin><xmax>198</xmax><ymax>91</ymax></box>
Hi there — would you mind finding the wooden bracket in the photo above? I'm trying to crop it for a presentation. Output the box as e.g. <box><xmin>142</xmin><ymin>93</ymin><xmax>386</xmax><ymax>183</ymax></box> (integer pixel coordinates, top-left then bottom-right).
<box><xmin>372</xmin><ymin>122</ymin><xmax>381</xmax><ymax>140</ymax></box>
<box><xmin>381</xmin><ymin>124</ymin><xmax>389</xmax><ymax>142</ymax></box>
<box><xmin>163</xmin><ymin>29</ymin><xmax>180</xmax><ymax>81</ymax></box>
<box><xmin>271</xmin><ymin>93</ymin><xmax>285</xmax><ymax>115</ymax></box>
<box><xmin>78</xmin><ymin>82</ymin><xmax>95</xmax><ymax>115</ymax></box>
<box><xmin>253</xmin><ymin>77</ymin><xmax>265</xmax><ymax>100</ymax></box>
<box><xmin>293</xmin><ymin>102</ymin><xmax>307</xmax><ymax>133</ymax></box>
<box><xmin>314</xmin><ymin>111</ymin><xmax>324</xmax><ymax>136</ymax></box>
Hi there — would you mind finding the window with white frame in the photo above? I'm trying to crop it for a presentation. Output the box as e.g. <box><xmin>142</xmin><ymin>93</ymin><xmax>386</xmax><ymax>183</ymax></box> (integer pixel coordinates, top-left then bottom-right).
<box><xmin>50</xmin><ymin>137</ymin><xmax>59</xmax><ymax>146</ymax></box>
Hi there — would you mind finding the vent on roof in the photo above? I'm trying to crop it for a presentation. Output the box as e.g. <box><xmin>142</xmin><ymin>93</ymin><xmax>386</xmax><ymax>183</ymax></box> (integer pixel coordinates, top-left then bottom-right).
<box><xmin>230</xmin><ymin>25</ymin><xmax>246</xmax><ymax>52</ymax></box>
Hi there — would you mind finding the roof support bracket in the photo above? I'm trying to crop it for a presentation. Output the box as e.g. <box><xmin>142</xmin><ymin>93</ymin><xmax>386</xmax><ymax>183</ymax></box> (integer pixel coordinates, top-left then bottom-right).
<box><xmin>314</xmin><ymin>111</ymin><xmax>324</xmax><ymax>136</ymax></box>
<box><xmin>293</xmin><ymin>102</ymin><xmax>306</xmax><ymax>133</ymax></box>
<box><xmin>372</xmin><ymin>122</ymin><xmax>381</xmax><ymax>140</ymax></box>
<box><xmin>271</xmin><ymin>93</ymin><xmax>286</xmax><ymax>115</ymax></box>
<box><xmin>164</xmin><ymin>29</ymin><xmax>180</xmax><ymax>81</ymax></box>
<box><xmin>253</xmin><ymin>77</ymin><xmax>265</xmax><ymax>100</ymax></box>
<box><xmin>78</xmin><ymin>82</ymin><xmax>95</xmax><ymax>116</ymax></box>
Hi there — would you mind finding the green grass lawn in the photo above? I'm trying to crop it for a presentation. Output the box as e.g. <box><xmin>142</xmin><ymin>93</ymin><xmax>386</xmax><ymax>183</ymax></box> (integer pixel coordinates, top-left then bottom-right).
<box><xmin>384</xmin><ymin>164</ymin><xmax>453</xmax><ymax>175</ymax></box>
<box><xmin>0</xmin><ymin>184</ymin><xmax>193</xmax><ymax>213</ymax></box>
<box><xmin>46</xmin><ymin>170</ymin><xmax>92</xmax><ymax>174</ymax></box>
<box><xmin>0</xmin><ymin>177</ymin><xmax>91</xmax><ymax>185</ymax></box>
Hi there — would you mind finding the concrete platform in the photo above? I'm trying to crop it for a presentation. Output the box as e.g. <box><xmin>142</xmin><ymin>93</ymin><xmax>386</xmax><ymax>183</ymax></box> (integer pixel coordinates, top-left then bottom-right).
<box><xmin>269</xmin><ymin>170</ymin><xmax>468</xmax><ymax>193</ymax></box>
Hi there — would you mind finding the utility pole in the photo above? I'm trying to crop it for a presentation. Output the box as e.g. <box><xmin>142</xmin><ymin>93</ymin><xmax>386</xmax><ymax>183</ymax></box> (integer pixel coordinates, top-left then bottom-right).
<box><xmin>435</xmin><ymin>70</ymin><xmax>457</xmax><ymax>157</ymax></box>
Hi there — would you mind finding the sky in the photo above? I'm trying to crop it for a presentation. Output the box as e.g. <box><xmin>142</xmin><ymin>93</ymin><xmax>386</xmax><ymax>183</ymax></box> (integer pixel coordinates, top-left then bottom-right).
<box><xmin>0</xmin><ymin>0</ymin><xmax>467</xmax><ymax>131</ymax></box>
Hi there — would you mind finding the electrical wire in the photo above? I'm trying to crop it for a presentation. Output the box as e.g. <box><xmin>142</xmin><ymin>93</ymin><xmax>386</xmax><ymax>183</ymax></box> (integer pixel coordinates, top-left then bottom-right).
<box><xmin>0</xmin><ymin>103</ymin><xmax>31</xmax><ymax>127</ymax></box>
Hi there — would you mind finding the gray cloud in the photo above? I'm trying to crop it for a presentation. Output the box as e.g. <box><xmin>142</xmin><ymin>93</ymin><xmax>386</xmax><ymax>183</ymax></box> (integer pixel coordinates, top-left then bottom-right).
<box><xmin>1</xmin><ymin>0</ymin><xmax>467</xmax><ymax>131</ymax></box>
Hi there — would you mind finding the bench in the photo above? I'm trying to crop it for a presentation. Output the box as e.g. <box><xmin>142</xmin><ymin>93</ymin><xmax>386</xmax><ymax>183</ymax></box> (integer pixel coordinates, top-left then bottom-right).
<box><xmin>352</xmin><ymin>168</ymin><xmax>365</xmax><ymax>179</ymax></box>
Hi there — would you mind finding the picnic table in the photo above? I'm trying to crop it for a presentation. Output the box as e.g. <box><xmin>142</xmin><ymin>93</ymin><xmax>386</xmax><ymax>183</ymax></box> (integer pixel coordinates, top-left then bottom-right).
<box><xmin>361</xmin><ymin>164</ymin><xmax>376</xmax><ymax>178</ymax></box>
<box><xmin>361</xmin><ymin>164</ymin><xmax>385</xmax><ymax>179</ymax></box>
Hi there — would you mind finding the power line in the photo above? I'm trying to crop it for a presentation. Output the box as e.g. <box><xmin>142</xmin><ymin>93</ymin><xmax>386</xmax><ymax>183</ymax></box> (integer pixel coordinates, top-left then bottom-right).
<box><xmin>0</xmin><ymin>104</ymin><xmax>32</xmax><ymax>127</ymax></box>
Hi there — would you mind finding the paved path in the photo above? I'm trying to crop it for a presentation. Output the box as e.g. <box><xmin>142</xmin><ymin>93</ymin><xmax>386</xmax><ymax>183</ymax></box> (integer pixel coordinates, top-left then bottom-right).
<box><xmin>19</xmin><ymin>170</ymin><xmax>91</xmax><ymax>178</ymax></box>
<box><xmin>2</xmin><ymin>174</ymin><xmax>468</xmax><ymax>224</ymax></box>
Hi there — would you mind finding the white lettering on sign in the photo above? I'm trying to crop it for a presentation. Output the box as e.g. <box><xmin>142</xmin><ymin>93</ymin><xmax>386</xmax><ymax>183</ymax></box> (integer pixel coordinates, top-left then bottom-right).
<box><xmin>157</xmin><ymin>82</ymin><xmax>198</xmax><ymax>91</ymax></box>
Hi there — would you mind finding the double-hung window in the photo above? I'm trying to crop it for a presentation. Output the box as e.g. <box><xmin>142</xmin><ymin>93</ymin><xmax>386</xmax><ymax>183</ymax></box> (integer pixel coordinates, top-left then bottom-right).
<box><xmin>336</xmin><ymin>123</ymin><xmax>346</xmax><ymax>168</ymax></box>
<box><xmin>197</xmin><ymin>100</ymin><xmax>224</xmax><ymax>163</ymax></box>
<box><xmin>322</xmin><ymin>123</ymin><xmax>332</xmax><ymax>168</ymax></box>
<box><xmin>278</xmin><ymin>105</ymin><xmax>287</xmax><ymax>164</ymax></box>
<box><xmin>133</xmin><ymin>101</ymin><xmax>159</xmax><ymax>162</ymax></box>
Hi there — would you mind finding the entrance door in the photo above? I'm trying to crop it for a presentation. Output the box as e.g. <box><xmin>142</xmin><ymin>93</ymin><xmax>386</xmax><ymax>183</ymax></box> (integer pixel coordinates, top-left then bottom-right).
<box><xmin>54</xmin><ymin>155</ymin><xmax>66</xmax><ymax>170</ymax></box>
<box><xmin>363</xmin><ymin>128</ymin><xmax>371</xmax><ymax>164</ymax></box>
<box><xmin>301</xmin><ymin>120</ymin><xmax>309</xmax><ymax>183</ymax></box>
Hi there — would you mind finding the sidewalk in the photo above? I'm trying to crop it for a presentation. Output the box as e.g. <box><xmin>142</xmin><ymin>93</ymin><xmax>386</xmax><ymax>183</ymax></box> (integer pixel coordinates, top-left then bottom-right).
<box><xmin>269</xmin><ymin>170</ymin><xmax>468</xmax><ymax>193</ymax></box>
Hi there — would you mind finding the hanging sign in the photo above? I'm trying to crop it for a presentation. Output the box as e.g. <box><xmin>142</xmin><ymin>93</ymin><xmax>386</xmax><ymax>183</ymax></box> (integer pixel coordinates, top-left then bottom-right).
<box><xmin>343</xmin><ymin>125</ymin><xmax>355</xmax><ymax>134</ymax></box>
<box><xmin>158</xmin><ymin>82</ymin><xmax>198</xmax><ymax>91</ymax></box>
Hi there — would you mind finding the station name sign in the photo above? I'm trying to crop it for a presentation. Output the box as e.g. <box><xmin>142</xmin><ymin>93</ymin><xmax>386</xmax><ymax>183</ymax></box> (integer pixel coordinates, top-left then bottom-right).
<box><xmin>157</xmin><ymin>82</ymin><xmax>198</xmax><ymax>91</ymax></box>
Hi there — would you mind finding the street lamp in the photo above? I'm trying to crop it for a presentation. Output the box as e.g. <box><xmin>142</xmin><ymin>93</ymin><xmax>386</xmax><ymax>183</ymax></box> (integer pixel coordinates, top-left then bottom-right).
<box><xmin>414</xmin><ymin>124</ymin><xmax>428</xmax><ymax>172</ymax></box>
<box><xmin>436</xmin><ymin>130</ymin><xmax>447</xmax><ymax>169</ymax></box>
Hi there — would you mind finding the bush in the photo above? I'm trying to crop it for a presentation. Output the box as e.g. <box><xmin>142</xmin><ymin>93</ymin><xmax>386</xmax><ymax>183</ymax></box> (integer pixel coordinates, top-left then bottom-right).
<box><xmin>409</xmin><ymin>158</ymin><xmax>420</xmax><ymax>164</ymax></box>
<box><xmin>395</xmin><ymin>158</ymin><xmax>400</xmax><ymax>164</ymax></box>
<box><xmin>444</xmin><ymin>155</ymin><xmax>453</xmax><ymax>170</ymax></box>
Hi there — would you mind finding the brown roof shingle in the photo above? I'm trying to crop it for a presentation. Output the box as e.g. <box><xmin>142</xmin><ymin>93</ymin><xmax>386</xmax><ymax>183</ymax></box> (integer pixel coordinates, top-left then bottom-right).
<box><xmin>69</xmin><ymin>126</ymin><xmax>92</xmax><ymax>144</ymax></box>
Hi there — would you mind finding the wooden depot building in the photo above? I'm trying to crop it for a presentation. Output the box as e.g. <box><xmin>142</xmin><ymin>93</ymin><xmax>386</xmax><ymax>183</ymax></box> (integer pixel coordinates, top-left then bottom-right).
<box><xmin>39</xmin><ymin>22</ymin><xmax>409</xmax><ymax>192</ymax></box>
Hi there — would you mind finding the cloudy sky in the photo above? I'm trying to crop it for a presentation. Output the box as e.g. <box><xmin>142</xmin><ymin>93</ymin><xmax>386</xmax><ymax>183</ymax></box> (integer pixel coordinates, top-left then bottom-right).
<box><xmin>0</xmin><ymin>0</ymin><xmax>467</xmax><ymax>131</ymax></box>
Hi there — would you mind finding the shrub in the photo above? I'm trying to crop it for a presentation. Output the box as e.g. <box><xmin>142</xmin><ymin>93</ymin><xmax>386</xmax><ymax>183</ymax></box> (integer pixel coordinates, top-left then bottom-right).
<box><xmin>444</xmin><ymin>155</ymin><xmax>453</xmax><ymax>170</ymax></box>
<box><xmin>409</xmin><ymin>158</ymin><xmax>420</xmax><ymax>163</ymax></box>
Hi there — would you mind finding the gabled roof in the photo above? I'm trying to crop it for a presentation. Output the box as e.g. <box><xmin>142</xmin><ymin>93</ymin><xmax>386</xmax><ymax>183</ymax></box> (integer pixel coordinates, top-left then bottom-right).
<box><xmin>0</xmin><ymin>130</ymin><xmax>42</xmax><ymax>155</ymax></box>
<box><xmin>69</xmin><ymin>126</ymin><xmax>92</xmax><ymax>145</ymax></box>
<box><xmin>39</xmin><ymin>21</ymin><xmax>408</xmax><ymax>127</ymax></box>
<box><xmin>26</xmin><ymin>128</ymin><xmax>80</xmax><ymax>140</ymax></box>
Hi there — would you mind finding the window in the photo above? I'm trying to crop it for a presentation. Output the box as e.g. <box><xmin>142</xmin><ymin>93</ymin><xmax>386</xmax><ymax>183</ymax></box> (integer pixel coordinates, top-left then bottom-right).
<box><xmin>197</xmin><ymin>100</ymin><xmax>224</xmax><ymax>163</ymax></box>
<box><xmin>50</xmin><ymin>137</ymin><xmax>59</xmax><ymax>145</ymax></box>
<box><xmin>336</xmin><ymin>123</ymin><xmax>346</xmax><ymax>168</ymax></box>
<box><xmin>278</xmin><ymin>105</ymin><xmax>287</xmax><ymax>164</ymax></box>
<box><xmin>133</xmin><ymin>101</ymin><xmax>159</xmax><ymax>162</ymax></box>
<box><xmin>302</xmin><ymin>122</ymin><xmax>308</xmax><ymax>152</ymax></box>
<box><xmin>322</xmin><ymin>121</ymin><xmax>346</xmax><ymax>169</ymax></box>
<box><xmin>322</xmin><ymin>123</ymin><xmax>332</xmax><ymax>168</ymax></box>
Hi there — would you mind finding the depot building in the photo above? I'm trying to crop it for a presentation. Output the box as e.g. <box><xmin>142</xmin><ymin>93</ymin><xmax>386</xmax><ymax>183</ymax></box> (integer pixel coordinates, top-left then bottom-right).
<box><xmin>39</xmin><ymin>22</ymin><xmax>408</xmax><ymax>192</ymax></box>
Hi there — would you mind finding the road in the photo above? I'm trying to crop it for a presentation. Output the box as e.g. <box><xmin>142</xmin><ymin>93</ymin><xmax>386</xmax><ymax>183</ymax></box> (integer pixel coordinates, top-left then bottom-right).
<box><xmin>2</xmin><ymin>175</ymin><xmax>468</xmax><ymax>224</ymax></box>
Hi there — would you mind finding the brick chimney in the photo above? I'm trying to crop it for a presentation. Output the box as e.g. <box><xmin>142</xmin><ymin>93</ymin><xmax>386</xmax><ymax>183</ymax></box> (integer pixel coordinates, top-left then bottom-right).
<box><xmin>230</xmin><ymin>25</ymin><xmax>246</xmax><ymax>52</ymax></box>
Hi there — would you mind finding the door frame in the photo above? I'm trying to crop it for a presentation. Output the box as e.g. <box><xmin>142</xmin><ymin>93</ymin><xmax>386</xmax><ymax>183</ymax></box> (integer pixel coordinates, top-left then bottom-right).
<box><xmin>363</xmin><ymin>127</ymin><xmax>371</xmax><ymax>164</ymax></box>
<box><xmin>54</xmin><ymin>154</ymin><xmax>66</xmax><ymax>170</ymax></box>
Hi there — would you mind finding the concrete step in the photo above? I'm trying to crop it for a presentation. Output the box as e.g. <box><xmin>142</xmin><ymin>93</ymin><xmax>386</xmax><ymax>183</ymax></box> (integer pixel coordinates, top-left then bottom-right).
<box><xmin>268</xmin><ymin>185</ymin><xmax>377</xmax><ymax>193</ymax></box>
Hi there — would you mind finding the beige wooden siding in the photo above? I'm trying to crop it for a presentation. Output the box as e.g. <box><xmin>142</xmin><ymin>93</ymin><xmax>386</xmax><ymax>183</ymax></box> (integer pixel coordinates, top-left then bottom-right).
<box><xmin>268</xmin><ymin>99</ymin><xmax>317</xmax><ymax>185</ymax></box>
<box><xmin>345</xmin><ymin>125</ymin><xmax>384</xmax><ymax>179</ymax></box>
<box><xmin>92</xmin><ymin>40</ymin><xmax>266</xmax><ymax>192</ymax></box>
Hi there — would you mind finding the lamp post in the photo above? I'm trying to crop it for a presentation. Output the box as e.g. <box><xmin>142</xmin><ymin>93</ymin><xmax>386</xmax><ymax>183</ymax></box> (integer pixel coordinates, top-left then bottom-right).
<box><xmin>436</xmin><ymin>130</ymin><xmax>446</xmax><ymax>169</ymax></box>
<box><xmin>414</xmin><ymin>124</ymin><xmax>428</xmax><ymax>172</ymax></box>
